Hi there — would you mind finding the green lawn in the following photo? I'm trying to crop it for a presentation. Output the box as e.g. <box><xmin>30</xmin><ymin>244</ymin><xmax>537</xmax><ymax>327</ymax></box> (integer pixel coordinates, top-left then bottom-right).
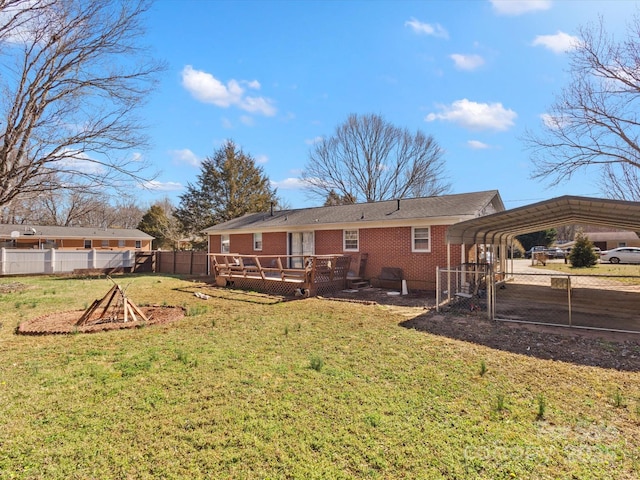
<box><xmin>531</xmin><ymin>261</ymin><xmax>640</xmax><ymax>284</ymax></box>
<box><xmin>1</xmin><ymin>274</ymin><xmax>639</xmax><ymax>479</ymax></box>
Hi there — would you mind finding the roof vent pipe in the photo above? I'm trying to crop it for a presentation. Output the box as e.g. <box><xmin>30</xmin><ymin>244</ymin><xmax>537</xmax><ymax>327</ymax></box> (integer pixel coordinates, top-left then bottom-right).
<box><xmin>270</xmin><ymin>202</ymin><xmax>274</xmax><ymax>216</ymax></box>
<box><xmin>397</xmin><ymin>199</ymin><xmax>400</xmax><ymax>210</ymax></box>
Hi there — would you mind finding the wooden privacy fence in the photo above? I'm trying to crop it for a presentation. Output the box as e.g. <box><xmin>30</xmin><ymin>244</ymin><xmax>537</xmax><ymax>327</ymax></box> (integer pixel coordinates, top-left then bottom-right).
<box><xmin>135</xmin><ymin>251</ymin><xmax>208</xmax><ymax>275</ymax></box>
<box><xmin>210</xmin><ymin>254</ymin><xmax>352</xmax><ymax>297</ymax></box>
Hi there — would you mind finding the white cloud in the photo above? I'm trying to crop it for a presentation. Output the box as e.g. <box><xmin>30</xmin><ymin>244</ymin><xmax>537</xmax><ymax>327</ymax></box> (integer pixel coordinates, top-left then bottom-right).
<box><xmin>540</xmin><ymin>113</ymin><xmax>569</xmax><ymax>129</ymax></box>
<box><xmin>532</xmin><ymin>31</ymin><xmax>579</xmax><ymax>54</ymax></box>
<box><xmin>405</xmin><ymin>18</ymin><xmax>449</xmax><ymax>39</ymax></box>
<box><xmin>240</xmin><ymin>95</ymin><xmax>276</xmax><ymax>116</ymax></box>
<box><xmin>140</xmin><ymin>180</ymin><xmax>183</xmax><ymax>192</ymax></box>
<box><xmin>425</xmin><ymin>99</ymin><xmax>517</xmax><ymax>131</ymax></box>
<box><xmin>450</xmin><ymin>53</ymin><xmax>485</xmax><ymax>71</ymax></box>
<box><xmin>271</xmin><ymin>177</ymin><xmax>307</xmax><ymax>190</ymax></box>
<box><xmin>240</xmin><ymin>115</ymin><xmax>255</xmax><ymax>126</ymax></box>
<box><xmin>255</xmin><ymin>154</ymin><xmax>268</xmax><ymax>164</ymax></box>
<box><xmin>54</xmin><ymin>151</ymin><xmax>105</xmax><ymax>175</ymax></box>
<box><xmin>244</xmin><ymin>80</ymin><xmax>261</xmax><ymax>89</ymax></box>
<box><xmin>490</xmin><ymin>0</ymin><xmax>551</xmax><ymax>16</ymax></box>
<box><xmin>305</xmin><ymin>136</ymin><xmax>323</xmax><ymax>145</ymax></box>
<box><xmin>468</xmin><ymin>140</ymin><xmax>490</xmax><ymax>149</ymax></box>
<box><xmin>181</xmin><ymin>65</ymin><xmax>276</xmax><ymax>116</ymax></box>
<box><xmin>169</xmin><ymin>148</ymin><xmax>200</xmax><ymax>167</ymax></box>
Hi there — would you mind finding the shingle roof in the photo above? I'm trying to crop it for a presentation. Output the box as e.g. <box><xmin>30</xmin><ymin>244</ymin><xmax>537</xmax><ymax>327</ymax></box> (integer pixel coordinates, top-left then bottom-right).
<box><xmin>0</xmin><ymin>224</ymin><xmax>154</xmax><ymax>240</ymax></box>
<box><xmin>204</xmin><ymin>190</ymin><xmax>503</xmax><ymax>233</ymax></box>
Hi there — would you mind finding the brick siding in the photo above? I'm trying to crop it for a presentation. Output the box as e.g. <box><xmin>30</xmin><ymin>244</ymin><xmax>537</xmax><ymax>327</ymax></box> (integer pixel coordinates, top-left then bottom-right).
<box><xmin>209</xmin><ymin>224</ymin><xmax>463</xmax><ymax>291</ymax></box>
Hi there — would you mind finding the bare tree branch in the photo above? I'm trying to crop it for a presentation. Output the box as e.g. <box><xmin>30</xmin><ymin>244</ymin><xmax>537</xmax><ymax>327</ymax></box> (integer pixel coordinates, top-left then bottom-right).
<box><xmin>302</xmin><ymin>113</ymin><xmax>450</xmax><ymax>203</ymax></box>
<box><xmin>0</xmin><ymin>0</ymin><xmax>165</xmax><ymax>208</ymax></box>
<box><xmin>523</xmin><ymin>15</ymin><xmax>640</xmax><ymax>199</ymax></box>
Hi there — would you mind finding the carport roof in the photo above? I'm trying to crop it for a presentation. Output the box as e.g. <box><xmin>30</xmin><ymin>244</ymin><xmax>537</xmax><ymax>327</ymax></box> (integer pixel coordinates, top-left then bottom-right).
<box><xmin>446</xmin><ymin>195</ymin><xmax>640</xmax><ymax>245</ymax></box>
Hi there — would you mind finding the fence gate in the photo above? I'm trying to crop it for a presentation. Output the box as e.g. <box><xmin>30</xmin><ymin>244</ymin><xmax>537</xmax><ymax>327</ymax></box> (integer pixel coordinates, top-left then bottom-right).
<box><xmin>436</xmin><ymin>263</ymin><xmax>493</xmax><ymax>317</ymax></box>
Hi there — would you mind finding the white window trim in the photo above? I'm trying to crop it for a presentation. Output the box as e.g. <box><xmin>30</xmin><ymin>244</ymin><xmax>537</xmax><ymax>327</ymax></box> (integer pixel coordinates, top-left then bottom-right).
<box><xmin>253</xmin><ymin>232</ymin><xmax>263</xmax><ymax>251</ymax></box>
<box><xmin>221</xmin><ymin>234</ymin><xmax>230</xmax><ymax>253</ymax></box>
<box><xmin>412</xmin><ymin>226</ymin><xmax>431</xmax><ymax>252</ymax></box>
<box><xmin>343</xmin><ymin>229</ymin><xmax>359</xmax><ymax>252</ymax></box>
<box><xmin>135</xmin><ymin>240</ymin><xmax>142</xmax><ymax>249</ymax></box>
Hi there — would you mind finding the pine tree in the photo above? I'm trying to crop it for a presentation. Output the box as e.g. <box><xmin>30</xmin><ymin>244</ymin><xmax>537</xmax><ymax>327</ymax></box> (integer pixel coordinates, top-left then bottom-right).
<box><xmin>569</xmin><ymin>231</ymin><xmax>598</xmax><ymax>268</ymax></box>
<box><xmin>174</xmin><ymin>140</ymin><xmax>278</xmax><ymax>240</ymax></box>
<box><xmin>138</xmin><ymin>204</ymin><xmax>179</xmax><ymax>250</ymax></box>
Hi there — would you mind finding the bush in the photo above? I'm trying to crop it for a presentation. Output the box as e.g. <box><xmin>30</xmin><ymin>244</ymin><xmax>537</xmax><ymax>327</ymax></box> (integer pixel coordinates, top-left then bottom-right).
<box><xmin>569</xmin><ymin>231</ymin><xmax>598</xmax><ymax>268</ymax></box>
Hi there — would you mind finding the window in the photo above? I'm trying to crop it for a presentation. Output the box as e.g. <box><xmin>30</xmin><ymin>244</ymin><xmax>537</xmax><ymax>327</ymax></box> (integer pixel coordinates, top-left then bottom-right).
<box><xmin>412</xmin><ymin>227</ymin><xmax>430</xmax><ymax>252</ymax></box>
<box><xmin>618</xmin><ymin>242</ymin><xmax>627</xmax><ymax>248</ymax></box>
<box><xmin>84</xmin><ymin>239</ymin><xmax>92</xmax><ymax>249</ymax></box>
<box><xmin>118</xmin><ymin>240</ymin><xmax>125</xmax><ymax>247</ymax></box>
<box><xmin>135</xmin><ymin>240</ymin><xmax>141</xmax><ymax>249</ymax></box>
<box><xmin>343</xmin><ymin>229</ymin><xmax>359</xmax><ymax>251</ymax></box>
<box><xmin>221</xmin><ymin>234</ymin><xmax>230</xmax><ymax>253</ymax></box>
<box><xmin>253</xmin><ymin>232</ymin><xmax>263</xmax><ymax>251</ymax></box>
<box><xmin>101</xmin><ymin>240</ymin><xmax>109</xmax><ymax>247</ymax></box>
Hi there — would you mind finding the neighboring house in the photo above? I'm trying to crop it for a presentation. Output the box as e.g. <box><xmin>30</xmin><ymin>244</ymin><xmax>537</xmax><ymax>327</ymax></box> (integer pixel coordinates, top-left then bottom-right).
<box><xmin>204</xmin><ymin>190</ymin><xmax>504</xmax><ymax>291</ymax></box>
<box><xmin>0</xmin><ymin>224</ymin><xmax>154</xmax><ymax>251</ymax></box>
<box><xmin>582</xmin><ymin>231</ymin><xmax>640</xmax><ymax>251</ymax></box>
<box><xmin>558</xmin><ymin>231</ymin><xmax>640</xmax><ymax>252</ymax></box>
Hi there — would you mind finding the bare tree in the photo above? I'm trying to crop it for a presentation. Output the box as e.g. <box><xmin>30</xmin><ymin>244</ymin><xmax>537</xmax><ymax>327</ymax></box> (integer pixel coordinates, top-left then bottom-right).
<box><xmin>302</xmin><ymin>113</ymin><xmax>450</xmax><ymax>203</ymax></box>
<box><xmin>35</xmin><ymin>190</ymin><xmax>108</xmax><ymax>226</ymax></box>
<box><xmin>523</xmin><ymin>15</ymin><xmax>640</xmax><ymax>200</ymax></box>
<box><xmin>0</xmin><ymin>188</ymin><xmax>144</xmax><ymax>227</ymax></box>
<box><xmin>0</xmin><ymin>0</ymin><xmax>164</xmax><ymax>209</ymax></box>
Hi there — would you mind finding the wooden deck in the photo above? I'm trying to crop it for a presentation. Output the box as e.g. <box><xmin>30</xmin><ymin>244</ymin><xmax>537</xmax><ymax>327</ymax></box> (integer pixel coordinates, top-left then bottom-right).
<box><xmin>209</xmin><ymin>254</ymin><xmax>352</xmax><ymax>297</ymax></box>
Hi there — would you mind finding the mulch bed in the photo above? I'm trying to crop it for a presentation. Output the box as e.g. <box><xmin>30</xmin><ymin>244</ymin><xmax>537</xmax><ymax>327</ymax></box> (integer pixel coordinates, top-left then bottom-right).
<box><xmin>16</xmin><ymin>305</ymin><xmax>185</xmax><ymax>335</ymax></box>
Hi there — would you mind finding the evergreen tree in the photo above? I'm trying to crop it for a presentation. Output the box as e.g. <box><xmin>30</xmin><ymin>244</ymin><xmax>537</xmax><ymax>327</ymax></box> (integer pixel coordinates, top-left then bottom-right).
<box><xmin>323</xmin><ymin>189</ymin><xmax>356</xmax><ymax>206</ymax></box>
<box><xmin>138</xmin><ymin>204</ymin><xmax>179</xmax><ymax>250</ymax></box>
<box><xmin>569</xmin><ymin>231</ymin><xmax>598</xmax><ymax>268</ymax></box>
<box><xmin>516</xmin><ymin>229</ymin><xmax>557</xmax><ymax>251</ymax></box>
<box><xmin>174</xmin><ymin>140</ymin><xmax>278</xmax><ymax>239</ymax></box>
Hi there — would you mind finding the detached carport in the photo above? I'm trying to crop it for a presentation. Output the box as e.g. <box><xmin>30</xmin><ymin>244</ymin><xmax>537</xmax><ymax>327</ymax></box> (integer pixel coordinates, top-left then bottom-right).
<box><xmin>443</xmin><ymin>195</ymin><xmax>640</xmax><ymax>333</ymax></box>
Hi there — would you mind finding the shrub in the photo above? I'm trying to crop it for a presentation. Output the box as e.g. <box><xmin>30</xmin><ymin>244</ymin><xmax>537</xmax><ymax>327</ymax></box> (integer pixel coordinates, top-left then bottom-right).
<box><xmin>569</xmin><ymin>231</ymin><xmax>598</xmax><ymax>268</ymax></box>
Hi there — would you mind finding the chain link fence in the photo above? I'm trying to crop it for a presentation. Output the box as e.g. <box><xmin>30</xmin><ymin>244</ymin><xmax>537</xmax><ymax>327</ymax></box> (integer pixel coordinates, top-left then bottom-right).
<box><xmin>437</xmin><ymin>264</ymin><xmax>640</xmax><ymax>333</ymax></box>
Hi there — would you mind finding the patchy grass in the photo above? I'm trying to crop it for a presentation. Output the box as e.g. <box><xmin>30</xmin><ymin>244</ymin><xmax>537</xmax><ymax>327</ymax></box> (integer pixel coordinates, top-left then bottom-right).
<box><xmin>1</xmin><ymin>274</ymin><xmax>639</xmax><ymax>479</ymax></box>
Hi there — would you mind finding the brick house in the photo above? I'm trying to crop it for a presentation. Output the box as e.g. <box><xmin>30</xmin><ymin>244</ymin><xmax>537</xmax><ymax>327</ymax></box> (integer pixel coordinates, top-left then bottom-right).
<box><xmin>0</xmin><ymin>224</ymin><xmax>153</xmax><ymax>251</ymax></box>
<box><xmin>204</xmin><ymin>190</ymin><xmax>504</xmax><ymax>291</ymax></box>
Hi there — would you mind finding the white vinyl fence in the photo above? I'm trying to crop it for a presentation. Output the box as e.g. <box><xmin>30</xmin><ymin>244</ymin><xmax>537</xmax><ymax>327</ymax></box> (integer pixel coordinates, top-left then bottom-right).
<box><xmin>0</xmin><ymin>248</ymin><xmax>135</xmax><ymax>275</ymax></box>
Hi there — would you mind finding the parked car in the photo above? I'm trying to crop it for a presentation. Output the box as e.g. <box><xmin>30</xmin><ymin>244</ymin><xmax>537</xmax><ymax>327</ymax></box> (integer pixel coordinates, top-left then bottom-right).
<box><xmin>600</xmin><ymin>247</ymin><xmax>640</xmax><ymax>264</ymax></box>
<box><xmin>544</xmin><ymin>247</ymin><xmax>565</xmax><ymax>259</ymax></box>
<box><xmin>525</xmin><ymin>246</ymin><xmax>546</xmax><ymax>259</ymax></box>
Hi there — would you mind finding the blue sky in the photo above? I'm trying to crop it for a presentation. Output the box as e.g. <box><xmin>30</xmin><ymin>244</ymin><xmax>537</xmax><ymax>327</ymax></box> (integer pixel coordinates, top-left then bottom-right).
<box><xmin>138</xmin><ymin>0</ymin><xmax>639</xmax><ymax>209</ymax></box>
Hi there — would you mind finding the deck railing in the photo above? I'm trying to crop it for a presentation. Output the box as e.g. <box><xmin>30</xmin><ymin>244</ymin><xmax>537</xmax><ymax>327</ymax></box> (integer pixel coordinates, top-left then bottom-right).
<box><xmin>209</xmin><ymin>254</ymin><xmax>352</xmax><ymax>297</ymax></box>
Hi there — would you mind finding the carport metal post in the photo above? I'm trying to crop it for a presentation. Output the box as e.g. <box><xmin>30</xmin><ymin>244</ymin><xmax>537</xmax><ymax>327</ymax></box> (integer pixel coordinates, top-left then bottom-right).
<box><xmin>567</xmin><ymin>276</ymin><xmax>572</xmax><ymax>327</ymax></box>
<box><xmin>447</xmin><ymin>242</ymin><xmax>451</xmax><ymax>305</ymax></box>
<box><xmin>436</xmin><ymin>266</ymin><xmax>440</xmax><ymax>312</ymax></box>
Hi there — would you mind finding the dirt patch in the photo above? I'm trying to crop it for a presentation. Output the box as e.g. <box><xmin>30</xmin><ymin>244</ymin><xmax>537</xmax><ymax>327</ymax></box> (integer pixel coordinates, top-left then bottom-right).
<box><xmin>324</xmin><ymin>287</ymin><xmax>434</xmax><ymax>317</ymax></box>
<box><xmin>16</xmin><ymin>305</ymin><xmax>185</xmax><ymax>335</ymax></box>
<box><xmin>0</xmin><ymin>282</ymin><xmax>31</xmax><ymax>294</ymax></box>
